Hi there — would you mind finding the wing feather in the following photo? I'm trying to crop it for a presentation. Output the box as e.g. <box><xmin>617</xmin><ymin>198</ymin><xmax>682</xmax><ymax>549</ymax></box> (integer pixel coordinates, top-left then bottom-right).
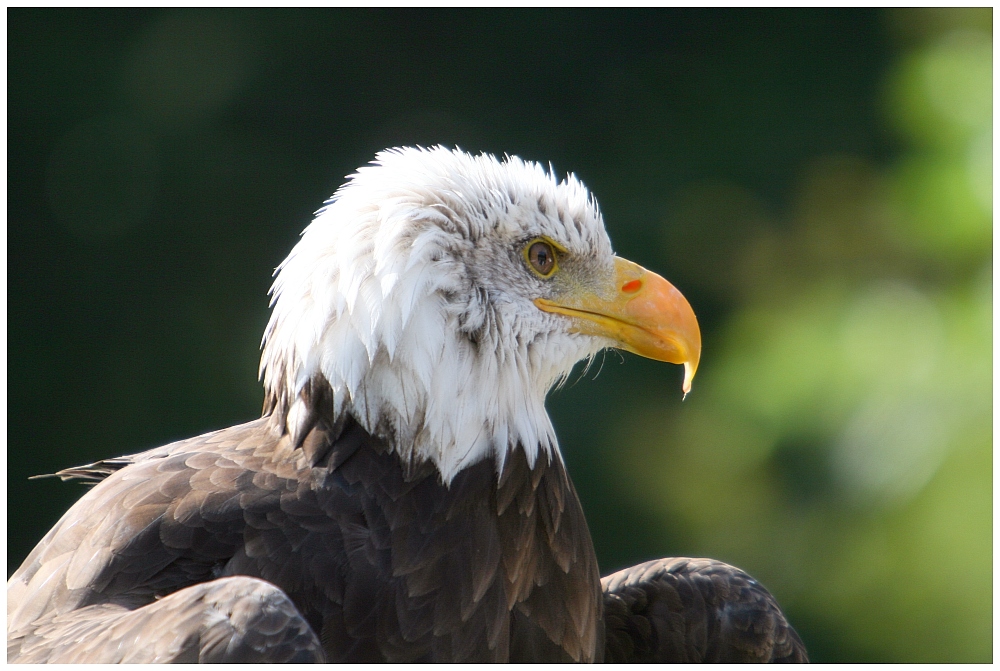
<box><xmin>9</xmin><ymin>577</ymin><xmax>324</xmax><ymax>663</ymax></box>
<box><xmin>601</xmin><ymin>557</ymin><xmax>809</xmax><ymax>663</ymax></box>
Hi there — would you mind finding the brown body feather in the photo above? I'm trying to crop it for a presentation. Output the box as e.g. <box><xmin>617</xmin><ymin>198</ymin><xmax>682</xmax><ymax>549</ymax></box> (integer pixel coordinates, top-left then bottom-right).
<box><xmin>8</xmin><ymin>408</ymin><xmax>603</xmax><ymax>663</ymax></box>
<box><xmin>9</xmin><ymin>389</ymin><xmax>805</xmax><ymax>664</ymax></box>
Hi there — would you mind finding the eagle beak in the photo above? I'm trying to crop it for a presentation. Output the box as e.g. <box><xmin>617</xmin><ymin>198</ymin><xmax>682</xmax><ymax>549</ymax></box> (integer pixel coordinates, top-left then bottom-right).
<box><xmin>534</xmin><ymin>257</ymin><xmax>701</xmax><ymax>395</ymax></box>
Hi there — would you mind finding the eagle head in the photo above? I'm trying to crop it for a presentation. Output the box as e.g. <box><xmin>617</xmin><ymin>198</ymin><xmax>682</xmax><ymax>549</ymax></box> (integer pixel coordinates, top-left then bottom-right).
<box><xmin>260</xmin><ymin>147</ymin><xmax>700</xmax><ymax>483</ymax></box>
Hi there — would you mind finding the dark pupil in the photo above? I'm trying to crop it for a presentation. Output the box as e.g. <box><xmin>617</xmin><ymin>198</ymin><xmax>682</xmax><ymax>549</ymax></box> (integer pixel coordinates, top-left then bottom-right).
<box><xmin>530</xmin><ymin>242</ymin><xmax>554</xmax><ymax>274</ymax></box>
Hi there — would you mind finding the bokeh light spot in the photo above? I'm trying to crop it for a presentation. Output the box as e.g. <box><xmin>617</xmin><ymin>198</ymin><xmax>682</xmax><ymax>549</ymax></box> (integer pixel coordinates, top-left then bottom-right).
<box><xmin>121</xmin><ymin>11</ymin><xmax>254</xmax><ymax>127</ymax></box>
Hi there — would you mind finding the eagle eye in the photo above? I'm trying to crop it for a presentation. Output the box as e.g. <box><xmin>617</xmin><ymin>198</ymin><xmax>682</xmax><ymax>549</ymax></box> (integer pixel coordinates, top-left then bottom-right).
<box><xmin>524</xmin><ymin>239</ymin><xmax>558</xmax><ymax>278</ymax></box>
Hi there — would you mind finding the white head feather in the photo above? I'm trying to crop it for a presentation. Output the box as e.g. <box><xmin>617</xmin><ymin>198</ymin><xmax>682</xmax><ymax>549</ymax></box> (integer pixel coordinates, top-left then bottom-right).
<box><xmin>261</xmin><ymin>147</ymin><xmax>615</xmax><ymax>484</ymax></box>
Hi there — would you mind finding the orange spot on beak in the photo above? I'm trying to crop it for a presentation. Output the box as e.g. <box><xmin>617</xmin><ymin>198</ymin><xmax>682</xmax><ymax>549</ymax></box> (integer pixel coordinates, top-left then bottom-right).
<box><xmin>621</xmin><ymin>279</ymin><xmax>642</xmax><ymax>294</ymax></box>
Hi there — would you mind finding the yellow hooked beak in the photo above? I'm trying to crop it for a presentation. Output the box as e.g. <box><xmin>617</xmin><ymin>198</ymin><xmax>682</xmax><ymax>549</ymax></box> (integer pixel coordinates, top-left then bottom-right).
<box><xmin>534</xmin><ymin>257</ymin><xmax>701</xmax><ymax>395</ymax></box>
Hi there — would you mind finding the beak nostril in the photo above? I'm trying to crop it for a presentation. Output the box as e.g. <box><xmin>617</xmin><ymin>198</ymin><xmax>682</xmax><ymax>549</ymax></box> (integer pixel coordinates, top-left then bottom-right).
<box><xmin>621</xmin><ymin>279</ymin><xmax>642</xmax><ymax>294</ymax></box>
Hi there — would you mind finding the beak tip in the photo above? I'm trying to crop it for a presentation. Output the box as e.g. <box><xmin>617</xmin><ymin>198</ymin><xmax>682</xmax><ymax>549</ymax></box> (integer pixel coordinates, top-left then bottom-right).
<box><xmin>681</xmin><ymin>361</ymin><xmax>696</xmax><ymax>397</ymax></box>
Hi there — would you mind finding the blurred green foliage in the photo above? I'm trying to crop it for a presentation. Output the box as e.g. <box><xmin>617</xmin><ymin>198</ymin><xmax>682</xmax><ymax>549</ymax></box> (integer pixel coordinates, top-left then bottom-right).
<box><xmin>7</xmin><ymin>9</ymin><xmax>991</xmax><ymax>662</ymax></box>
<box><xmin>607</xmin><ymin>9</ymin><xmax>992</xmax><ymax>662</ymax></box>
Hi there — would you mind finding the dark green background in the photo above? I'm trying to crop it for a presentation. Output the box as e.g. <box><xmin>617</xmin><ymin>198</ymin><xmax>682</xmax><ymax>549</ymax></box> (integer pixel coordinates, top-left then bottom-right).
<box><xmin>8</xmin><ymin>9</ymin><xmax>991</xmax><ymax>662</ymax></box>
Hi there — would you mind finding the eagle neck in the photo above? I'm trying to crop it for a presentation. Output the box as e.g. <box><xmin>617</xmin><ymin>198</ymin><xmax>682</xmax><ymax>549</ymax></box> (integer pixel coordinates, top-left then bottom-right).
<box><xmin>263</xmin><ymin>370</ymin><xmax>560</xmax><ymax>486</ymax></box>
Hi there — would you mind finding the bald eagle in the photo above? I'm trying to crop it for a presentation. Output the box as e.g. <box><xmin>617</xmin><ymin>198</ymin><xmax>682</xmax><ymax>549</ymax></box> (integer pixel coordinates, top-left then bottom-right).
<box><xmin>8</xmin><ymin>147</ymin><xmax>806</xmax><ymax>663</ymax></box>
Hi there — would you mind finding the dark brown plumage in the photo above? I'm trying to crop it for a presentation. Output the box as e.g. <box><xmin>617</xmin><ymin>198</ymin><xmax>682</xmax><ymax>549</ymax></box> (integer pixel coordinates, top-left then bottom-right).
<box><xmin>9</xmin><ymin>396</ymin><xmax>602</xmax><ymax>663</ymax></box>
<box><xmin>602</xmin><ymin>558</ymin><xmax>808</xmax><ymax>663</ymax></box>
<box><xmin>9</xmin><ymin>407</ymin><xmax>807</xmax><ymax>663</ymax></box>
